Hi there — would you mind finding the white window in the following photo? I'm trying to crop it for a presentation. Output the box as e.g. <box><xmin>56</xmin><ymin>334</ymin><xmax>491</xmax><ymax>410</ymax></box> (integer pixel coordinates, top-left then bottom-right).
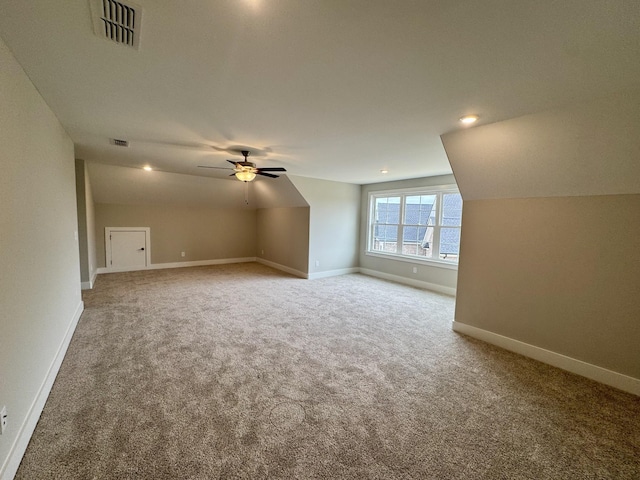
<box><xmin>367</xmin><ymin>186</ymin><xmax>462</xmax><ymax>265</ymax></box>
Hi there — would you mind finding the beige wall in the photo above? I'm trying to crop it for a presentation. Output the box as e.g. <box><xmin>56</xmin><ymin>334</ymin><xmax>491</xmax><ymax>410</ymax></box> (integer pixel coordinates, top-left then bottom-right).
<box><xmin>288</xmin><ymin>176</ymin><xmax>360</xmax><ymax>275</ymax></box>
<box><xmin>443</xmin><ymin>89</ymin><xmax>640</xmax><ymax>383</ymax></box>
<box><xmin>360</xmin><ymin>175</ymin><xmax>459</xmax><ymax>292</ymax></box>
<box><xmin>86</xmin><ymin>163</ymin><xmax>97</xmax><ymax>282</ymax></box>
<box><xmin>455</xmin><ymin>195</ymin><xmax>640</xmax><ymax>378</ymax></box>
<box><xmin>256</xmin><ymin>207</ymin><xmax>310</xmax><ymax>274</ymax></box>
<box><xmin>75</xmin><ymin>160</ymin><xmax>89</xmax><ymax>282</ymax></box>
<box><xmin>75</xmin><ymin>159</ymin><xmax>97</xmax><ymax>285</ymax></box>
<box><xmin>0</xmin><ymin>37</ymin><xmax>81</xmax><ymax>477</ymax></box>
<box><xmin>95</xmin><ymin>204</ymin><xmax>257</xmax><ymax>267</ymax></box>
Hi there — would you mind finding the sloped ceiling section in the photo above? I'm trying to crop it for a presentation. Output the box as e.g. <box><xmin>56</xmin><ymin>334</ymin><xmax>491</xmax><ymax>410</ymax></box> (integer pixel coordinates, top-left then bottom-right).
<box><xmin>442</xmin><ymin>88</ymin><xmax>640</xmax><ymax>200</ymax></box>
<box><xmin>87</xmin><ymin>162</ymin><xmax>308</xmax><ymax>209</ymax></box>
<box><xmin>253</xmin><ymin>176</ymin><xmax>308</xmax><ymax>209</ymax></box>
<box><xmin>88</xmin><ymin>162</ymin><xmax>254</xmax><ymax>208</ymax></box>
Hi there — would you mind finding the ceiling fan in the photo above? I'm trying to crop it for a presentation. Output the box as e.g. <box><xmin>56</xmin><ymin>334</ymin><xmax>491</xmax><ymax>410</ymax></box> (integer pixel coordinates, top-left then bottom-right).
<box><xmin>198</xmin><ymin>150</ymin><xmax>286</xmax><ymax>182</ymax></box>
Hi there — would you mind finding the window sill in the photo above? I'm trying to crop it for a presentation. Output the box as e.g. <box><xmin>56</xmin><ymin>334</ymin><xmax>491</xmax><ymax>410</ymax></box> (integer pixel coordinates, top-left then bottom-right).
<box><xmin>365</xmin><ymin>251</ymin><xmax>459</xmax><ymax>271</ymax></box>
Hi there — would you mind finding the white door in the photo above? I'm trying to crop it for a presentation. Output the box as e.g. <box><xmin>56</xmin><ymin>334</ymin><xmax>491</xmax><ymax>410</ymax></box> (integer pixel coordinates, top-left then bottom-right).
<box><xmin>107</xmin><ymin>229</ymin><xmax>149</xmax><ymax>269</ymax></box>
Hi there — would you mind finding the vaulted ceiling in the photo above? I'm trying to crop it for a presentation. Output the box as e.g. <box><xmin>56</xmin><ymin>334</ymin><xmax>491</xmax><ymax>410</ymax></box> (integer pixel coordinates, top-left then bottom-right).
<box><xmin>1</xmin><ymin>1</ymin><xmax>639</xmax><ymax>184</ymax></box>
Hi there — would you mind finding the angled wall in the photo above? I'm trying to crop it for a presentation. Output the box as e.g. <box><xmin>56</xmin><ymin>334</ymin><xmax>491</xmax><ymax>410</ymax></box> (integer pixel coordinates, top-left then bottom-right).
<box><xmin>254</xmin><ymin>176</ymin><xmax>310</xmax><ymax>276</ymax></box>
<box><xmin>256</xmin><ymin>207</ymin><xmax>310</xmax><ymax>276</ymax></box>
<box><xmin>442</xmin><ymin>88</ymin><xmax>640</xmax><ymax>392</ymax></box>
<box><xmin>288</xmin><ymin>176</ymin><xmax>361</xmax><ymax>278</ymax></box>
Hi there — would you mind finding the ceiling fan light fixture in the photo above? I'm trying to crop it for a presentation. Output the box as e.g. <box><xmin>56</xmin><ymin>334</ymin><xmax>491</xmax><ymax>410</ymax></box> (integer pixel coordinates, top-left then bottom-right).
<box><xmin>235</xmin><ymin>170</ymin><xmax>256</xmax><ymax>182</ymax></box>
<box><xmin>460</xmin><ymin>114</ymin><xmax>479</xmax><ymax>125</ymax></box>
<box><xmin>199</xmin><ymin>150</ymin><xmax>285</xmax><ymax>181</ymax></box>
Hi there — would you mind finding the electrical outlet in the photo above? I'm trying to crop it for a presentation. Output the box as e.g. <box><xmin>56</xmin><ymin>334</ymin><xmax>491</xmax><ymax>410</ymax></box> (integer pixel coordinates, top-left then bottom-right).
<box><xmin>261</xmin><ymin>249</ymin><xmax>264</xmax><ymax>255</ymax></box>
<box><xmin>315</xmin><ymin>260</ymin><xmax>320</xmax><ymax>267</ymax></box>
<box><xmin>181</xmin><ymin>251</ymin><xmax>185</xmax><ymax>257</ymax></box>
<box><xmin>412</xmin><ymin>266</ymin><xmax>418</xmax><ymax>274</ymax></box>
<box><xmin>1</xmin><ymin>406</ymin><xmax>7</xmax><ymax>434</ymax></box>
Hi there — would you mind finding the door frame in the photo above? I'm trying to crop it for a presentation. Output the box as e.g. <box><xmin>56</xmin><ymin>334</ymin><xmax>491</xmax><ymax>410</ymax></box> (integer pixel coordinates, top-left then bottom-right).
<box><xmin>105</xmin><ymin>227</ymin><xmax>151</xmax><ymax>272</ymax></box>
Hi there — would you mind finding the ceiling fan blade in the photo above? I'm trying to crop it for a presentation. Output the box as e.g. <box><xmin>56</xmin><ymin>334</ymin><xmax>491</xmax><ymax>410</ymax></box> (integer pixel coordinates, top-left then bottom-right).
<box><xmin>257</xmin><ymin>172</ymin><xmax>279</xmax><ymax>178</ymax></box>
<box><xmin>229</xmin><ymin>173</ymin><xmax>236</xmax><ymax>177</ymax></box>
<box><xmin>198</xmin><ymin>166</ymin><xmax>233</xmax><ymax>170</ymax></box>
<box><xmin>257</xmin><ymin>167</ymin><xmax>287</xmax><ymax>172</ymax></box>
<box><xmin>227</xmin><ymin>159</ymin><xmax>240</xmax><ymax>166</ymax></box>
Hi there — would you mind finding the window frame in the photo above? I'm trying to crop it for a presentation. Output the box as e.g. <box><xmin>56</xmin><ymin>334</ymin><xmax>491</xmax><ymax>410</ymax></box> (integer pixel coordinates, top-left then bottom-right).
<box><xmin>366</xmin><ymin>184</ymin><xmax>461</xmax><ymax>270</ymax></box>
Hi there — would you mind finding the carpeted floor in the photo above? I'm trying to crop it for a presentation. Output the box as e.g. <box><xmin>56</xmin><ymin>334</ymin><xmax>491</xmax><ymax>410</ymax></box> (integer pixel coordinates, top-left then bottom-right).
<box><xmin>16</xmin><ymin>263</ymin><xmax>640</xmax><ymax>479</ymax></box>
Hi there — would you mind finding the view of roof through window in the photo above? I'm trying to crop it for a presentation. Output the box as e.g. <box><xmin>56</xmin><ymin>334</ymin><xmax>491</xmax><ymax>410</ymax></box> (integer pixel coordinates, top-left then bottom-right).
<box><xmin>371</xmin><ymin>191</ymin><xmax>462</xmax><ymax>262</ymax></box>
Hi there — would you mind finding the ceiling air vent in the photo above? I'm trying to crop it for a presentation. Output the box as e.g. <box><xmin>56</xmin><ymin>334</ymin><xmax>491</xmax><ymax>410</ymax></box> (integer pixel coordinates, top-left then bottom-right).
<box><xmin>90</xmin><ymin>0</ymin><xmax>142</xmax><ymax>49</ymax></box>
<box><xmin>111</xmin><ymin>138</ymin><xmax>129</xmax><ymax>147</ymax></box>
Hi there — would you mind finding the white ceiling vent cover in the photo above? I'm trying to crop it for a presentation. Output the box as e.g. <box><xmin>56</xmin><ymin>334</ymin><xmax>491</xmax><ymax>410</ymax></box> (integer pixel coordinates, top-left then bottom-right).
<box><xmin>90</xmin><ymin>0</ymin><xmax>142</xmax><ymax>49</ymax></box>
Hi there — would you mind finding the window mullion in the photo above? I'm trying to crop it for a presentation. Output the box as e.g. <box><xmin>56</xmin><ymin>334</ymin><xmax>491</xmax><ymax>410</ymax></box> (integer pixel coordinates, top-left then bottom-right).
<box><xmin>369</xmin><ymin>197</ymin><xmax>377</xmax><ymax>251</ymax></box>
<box><xmin>433</xmin><ymin>193</ymin><xmax>443</xmax><ymax>259</ymax></box>
<box><xmin>397</xmin><ymin>194</ymin><xmax>406</xmax><ymax>252</ymax></box>
<box><xmin>370</xmin><ymin>223</ymin><xmax>376</xmax><ymax>251</ymax></box>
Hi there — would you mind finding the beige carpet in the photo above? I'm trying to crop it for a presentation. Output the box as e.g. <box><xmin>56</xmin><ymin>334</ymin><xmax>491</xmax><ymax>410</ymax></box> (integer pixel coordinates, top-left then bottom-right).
<box><xmin>16</xmin><ymin>263</ymin><xmax>640</xmax><ymax>479</ymax></box>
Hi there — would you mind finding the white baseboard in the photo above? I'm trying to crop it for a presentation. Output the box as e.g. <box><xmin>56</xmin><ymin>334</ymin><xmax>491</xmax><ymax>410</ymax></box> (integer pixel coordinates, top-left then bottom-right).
<box><xmin>452</xmin><ymin>321</ymin><xmax>640</xmax><ymax>397</ymax></box>
<box><xmin>97</xmin><ymin>257</ymin><xmax>256</xmax><ymax>275</ymax></box>
<box><xmin>256</xmin><ymin>258</ymin><xmax>308</xmax><ymax>279</ymax></box>
<box><xmin>308</xmin><ymin>267</ymin><xmax>360</xmax><ymax>280</ymax></box>
<box><xmin>95</xmin><ymin>260</ymin><xmax>457</xmax><ymax>298</ymax></box>
<box><xmin>0</xmin><ymin>301</ymin><xmax>84</xmax><ymax>480</ymax></box>
<box><xmin>80</xmin><ymin>270</ymin><xmax>97</xmax><ymax>290</ymax></box>
<box><xmin>359</xmin><ymin>268</ymin><xmax>456</xmax><ymax>296</ymax></box>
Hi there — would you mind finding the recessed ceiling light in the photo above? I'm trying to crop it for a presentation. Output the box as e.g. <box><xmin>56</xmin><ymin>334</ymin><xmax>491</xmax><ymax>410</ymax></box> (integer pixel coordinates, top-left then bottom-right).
<box><xmin>460</xmin><ymin>114</ymin><xmax>479</xmax><ymax>125</ymax></box>
<box><xmin>380</xmin><ymin>169</ymin><xmax>389</xmax><ymax>174</ymax></box>
<box><xmin>143</xmin><ymin>166</ymin><xmax>152</xmax><ymax>171</ymax></box>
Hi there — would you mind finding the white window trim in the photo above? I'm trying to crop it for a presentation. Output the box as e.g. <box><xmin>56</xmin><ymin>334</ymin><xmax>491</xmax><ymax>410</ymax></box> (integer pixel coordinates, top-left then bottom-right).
<box><xmin>365</xmin><ymin>250</ymin><xmax>459</xmax><ymax>270</ymax></box>
<box><xmin>366</xmin><ymin>185</ymin><xmax>461</xmax><ymax>269</ymax></box>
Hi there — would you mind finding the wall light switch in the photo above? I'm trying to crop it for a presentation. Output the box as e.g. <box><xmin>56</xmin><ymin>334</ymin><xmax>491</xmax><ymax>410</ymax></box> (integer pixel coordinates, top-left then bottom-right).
<box><xmin>181</xmin><ymin>252</ymin><xmax>185</xmax><ymax>257</ymax></box>
<box><xmin>412</xmin><ymin>267</ymin><xmax>418</xmax><ymax>274</ymax></box>
<box><xmin>1</xmin><ymin>406</ymin><xmax>7</xmax><ymax>435</ymax></box>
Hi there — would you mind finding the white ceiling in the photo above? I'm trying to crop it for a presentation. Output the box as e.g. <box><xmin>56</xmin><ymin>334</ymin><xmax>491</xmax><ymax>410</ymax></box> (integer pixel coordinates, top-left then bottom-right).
<box><xmin>1</xmin><ymin>0</ymin><xmax>639</xmax><ymax>184</ymax></box>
